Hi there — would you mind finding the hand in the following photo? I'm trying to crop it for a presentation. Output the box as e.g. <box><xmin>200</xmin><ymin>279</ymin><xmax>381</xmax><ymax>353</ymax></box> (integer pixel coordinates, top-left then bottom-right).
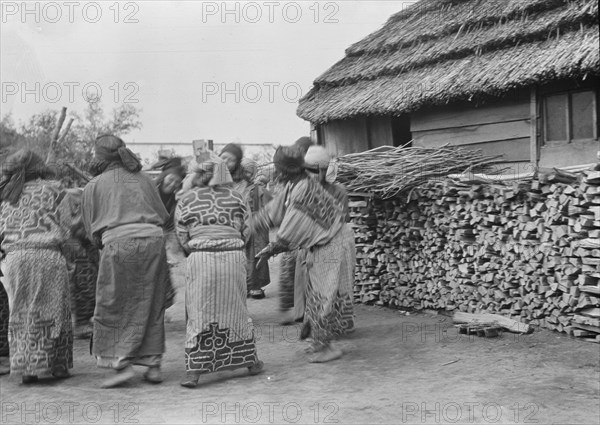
<box><xmin>255</xmin><ymin>243</ymin><xmax>278</xmax><ymax>269</ymax></box>
<box><xmin>255</xmin><ymin>245</ymin><xmax>272</xmax><ymax>268</ymax></box>
<box><xmin>255</xmin><ymin>242</ymin><xmax>288</xmax><ymax>268</ymax></box>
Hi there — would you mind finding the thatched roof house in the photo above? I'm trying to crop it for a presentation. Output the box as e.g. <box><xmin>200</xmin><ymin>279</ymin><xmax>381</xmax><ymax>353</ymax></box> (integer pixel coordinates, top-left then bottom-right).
<box><xmin>298</xmin><ymin>0</ymin><xmax>599</xmax><ymax>171</ymax></box>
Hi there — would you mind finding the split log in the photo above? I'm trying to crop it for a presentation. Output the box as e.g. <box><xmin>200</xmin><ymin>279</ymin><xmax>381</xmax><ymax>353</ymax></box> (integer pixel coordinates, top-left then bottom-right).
<box><xmin>452</xmin><ymin>312</ymin><xmax>532</xmax><ymax>334</ymax></box>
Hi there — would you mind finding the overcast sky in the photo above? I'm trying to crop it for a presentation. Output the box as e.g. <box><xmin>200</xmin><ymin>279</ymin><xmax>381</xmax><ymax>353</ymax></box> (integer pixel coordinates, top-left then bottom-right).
<box><xmin>1</xmin><ymin>1</ymin><xmax>411</xmax><ymax>146</ymax></box>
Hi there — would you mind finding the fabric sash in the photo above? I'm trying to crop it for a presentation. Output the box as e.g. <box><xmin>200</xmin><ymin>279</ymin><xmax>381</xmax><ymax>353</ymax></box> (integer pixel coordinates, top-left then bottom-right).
<box><xmin>188</xmin><ymin>225</ymin><xmax>244</xmax><ymax>252</ymax></box>
<box><xmin>102</xmin><ymin>223</ymin><xmax>163</xmax><ymax>245</ymax></box>
<box><xmin>189</xmin><ymin>224</ymin><xmax>242</xmax><ymax>241</ymax></box>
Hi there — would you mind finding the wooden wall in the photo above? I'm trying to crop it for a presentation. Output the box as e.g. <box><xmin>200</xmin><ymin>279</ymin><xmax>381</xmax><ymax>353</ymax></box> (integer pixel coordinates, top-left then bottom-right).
<box><xmin>367</xmin><ymin>116</ymin><xmax>394</xmax><ymax>148</ymax></box>
<box><xmin>320</xmin><ymin>117</ymin><xmax>369</xmax><ymax>157</ymax></box>
<box><xmin>319</xmin><ymin>116</ymin><xmax>395</xmax><ymax>155</ymax></box>
<box><xmin>411</xmin><ymin>90</ymin><xmax>532</xmax><ymax>172</ymax></box>
<box><xmin>318</xmin><ymin>81</ymin><xmax>597</xmax><ymax>172</ymax></box>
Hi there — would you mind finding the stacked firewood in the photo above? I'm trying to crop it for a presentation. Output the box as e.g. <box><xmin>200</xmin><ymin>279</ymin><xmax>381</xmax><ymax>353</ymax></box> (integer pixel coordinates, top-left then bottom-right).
<box><xmin>348</xmin><ymin>168</ymin><xmax>600</xmax><ymax>343</ymax></box>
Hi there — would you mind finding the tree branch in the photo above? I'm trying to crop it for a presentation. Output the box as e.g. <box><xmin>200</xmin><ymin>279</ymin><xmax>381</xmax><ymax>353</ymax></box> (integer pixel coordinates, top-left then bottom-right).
<box><xmin>46</xmin><ymin>107</ymin><xmax>67</xmax><ymax>164</ymax></box>
<box><xmin>57</xmin><ymin>117</ymin><xmax>74</xmax><ymax>145</ymax></box>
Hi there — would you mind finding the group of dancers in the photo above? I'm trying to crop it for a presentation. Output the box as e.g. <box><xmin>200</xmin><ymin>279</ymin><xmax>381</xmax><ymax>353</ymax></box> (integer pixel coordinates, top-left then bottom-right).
<box><xmin>0</xmin><ymin>134</ymin><xmax>356</xmax><ymax>388</ymax></box>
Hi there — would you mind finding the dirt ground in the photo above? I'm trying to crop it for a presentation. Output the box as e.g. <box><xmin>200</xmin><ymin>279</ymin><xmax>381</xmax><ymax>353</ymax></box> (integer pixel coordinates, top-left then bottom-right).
<box><xmin>1</xmin><ymin>255</ymin><xmax>599</xmax><ymax>425</ymax></box>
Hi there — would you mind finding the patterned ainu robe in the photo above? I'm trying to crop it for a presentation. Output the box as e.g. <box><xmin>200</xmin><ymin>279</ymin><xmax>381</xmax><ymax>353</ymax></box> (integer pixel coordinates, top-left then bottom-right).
<box><xmin>292</xmin><ymin>181</ymin><xmax>354</xmax><ymax>321</ymax></box>
<box><xmin>175</xmin><ymin>185</ymin><xmax>260</xmax><ymax>374</ymax></box>
<box><xmin>251</xmin><ymin>177</ymin><xmax>355</xmax><ymax>349</ymax></box>
<box><xmin>0</xmin><ymin>179</ymin><xmax>74</xmax><ymax>376</ymax></box>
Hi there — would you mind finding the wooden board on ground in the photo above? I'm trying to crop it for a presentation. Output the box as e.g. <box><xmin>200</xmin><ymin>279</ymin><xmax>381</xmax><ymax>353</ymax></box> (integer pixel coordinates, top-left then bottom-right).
<box><xmin>452</xmin><ymin>312</ymin><xmax>533</xmax><ymax>334</ymax></box>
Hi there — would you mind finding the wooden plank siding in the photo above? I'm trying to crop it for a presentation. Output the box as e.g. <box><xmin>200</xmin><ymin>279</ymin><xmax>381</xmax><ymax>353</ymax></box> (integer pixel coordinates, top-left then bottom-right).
<box><xmin>411</xmin><ymin>93</ymin><xmax>532</xmax><ymax>165</ymax></box>
<box><xmin>367</xmin><ymin>116</ymin><xmax>394</xmax><ymax>149</ymax></box>
<box><xmin>412</xmin><ymin>99</ymin><xmax>530</xmax><ymax>132</ymax></box>
<box><xmin>412</xmin><ymin>121</ymin><xmax>530</xmax><ymax>147</ymax></box>
<box><xmin>461</xmin><ymin>138</ymin><xmax>530</xmax><ymax>162</ymax></box>
<box><xmin>321</xmin><ymin>118</ymin><xmax>369</xmax><ymax>156</ymax></box>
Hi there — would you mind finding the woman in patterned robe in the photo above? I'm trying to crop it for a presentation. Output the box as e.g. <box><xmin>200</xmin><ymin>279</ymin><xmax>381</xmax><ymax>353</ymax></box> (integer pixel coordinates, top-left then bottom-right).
<box><xmin>0</xmin><ymin>150</ymin><xmax>74</xmax><ymax>383</ymax></box>
<box><xmin>250</xmin><ymin>146</ymin><xmax>355</xmax><ymax>363</ymax></box>
<box><xmin>175</xmin><ymin>159</ymin><xmax>264</xmax><ymax>388</ymax></box>
<box><xmin>299</xmin><ymin>146</ymin><xmax>355</xmax><ymax>336</ymax></box>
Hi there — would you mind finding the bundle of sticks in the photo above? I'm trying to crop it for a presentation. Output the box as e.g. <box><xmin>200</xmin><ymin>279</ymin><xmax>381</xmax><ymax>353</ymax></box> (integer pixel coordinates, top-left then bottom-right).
<box><xmin>336</xmin><ymin>144</ymin><xmax>504</xmax><ymax>198</ymax></box>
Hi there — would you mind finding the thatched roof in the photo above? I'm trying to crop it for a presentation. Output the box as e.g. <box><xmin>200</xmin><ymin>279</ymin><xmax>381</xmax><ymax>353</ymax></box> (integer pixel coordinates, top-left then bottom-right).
<box><xmin>297</xmin><ymin>0</ymin><xmax>599</xmax><ymax>124</ymax></box>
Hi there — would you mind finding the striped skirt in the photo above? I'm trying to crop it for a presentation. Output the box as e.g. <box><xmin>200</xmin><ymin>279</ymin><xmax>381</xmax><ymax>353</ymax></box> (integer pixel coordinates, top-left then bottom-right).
<box><xmin>185</xmin><ymin>247</ymin><xmax>259</xmax><ymax>374</ymax></box>
<box><xmin>304</xmin><ymin>223</ymin><xmax>356</xmax><ymax>349</ymax></box>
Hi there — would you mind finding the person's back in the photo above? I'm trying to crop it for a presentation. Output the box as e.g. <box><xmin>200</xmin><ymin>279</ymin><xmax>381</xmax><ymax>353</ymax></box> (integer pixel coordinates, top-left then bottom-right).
<box><xmin>323</xmin><ymin>181</ymin><xmax>350</xmax><ymax>222</ymax></box>
<box><xmin>174</xmin><ymin>160</ymin><xmax>264</xmax><ymax>388</ymax></box>
<box><xmin>1</xmin><ymin>179</ymin><xmax>71</xmax><ymax>248</ymax></box>
<box><xmin>80</xmin><ymin>134</ymin><xmax>171</xmax><ymax>388</ymax></box>
<box><xmin>178</xmin><ymin>185</ymin><xmax>246</xmax><ymax>232</ymax></box>
<box><xmin>278</xmin><ymin>177</ymin><xmax>345</xmax><ymax>248</ymax></box>
<box><xmin>83</xmin><ymin>165</ymin><xmax>167</xmax><ymax>245</ymax></box>
<box><xmin>0</xmin><ymin>150</ymin><xmax>75</xmax><ymax>383</ymax></box>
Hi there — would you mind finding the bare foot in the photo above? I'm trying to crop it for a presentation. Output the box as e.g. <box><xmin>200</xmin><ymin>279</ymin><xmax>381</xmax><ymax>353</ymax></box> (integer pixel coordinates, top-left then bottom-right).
<box><xmin>100</xmin><ymin>366</ymin><xmax>135</xmax><ymax>388</ymax></box>
<box><xmin>143</xmin><ymin>366</ymin><xmax>163</xmax><ymax>384</ymax></box>
<box><xmin>180</xmin><ymin>371</ymin><xmax>200</xmax><ymax>388</ymax></box>
<box><xmin>304</xmin><ymin>343</ymin><xmax>317</xmax><ymax>354</ymax></box>
<box><xmin>248</xmin><ymin>360</ymin><xmax>264</xmax><ymax>376</ymax></box>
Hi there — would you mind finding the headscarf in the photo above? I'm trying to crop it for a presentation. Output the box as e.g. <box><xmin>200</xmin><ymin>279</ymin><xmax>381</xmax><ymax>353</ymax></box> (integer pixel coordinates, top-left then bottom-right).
<box><xmin>151</xmin><ymin>156</ymin><xmax>184</xmax><ymax>173</ymax></box>
<box><xmin>304</xmin><ymin>145</ymin><xmax>330</xmax><ymax>171</ymax></box>
<box><xmin>293</xmin><ymin>136</ymin><xmax>315</xmax><ymax>156</ymax></box>
<box><xmin>89</xmin><ymin>134</ymin><xmax>142</xmax><ymax>176</ymax></box>
<box><xmin>241</xmin><ymin>158</ymin><xmax>258</xmax><ymax>183</ymax></box>
<box><xmin>0</xmin><ymin>149</ymin><xmax>55</xmax><ymax>205</ymax></box>
<box><xmin>273</xmin><ymin>146</ymin><xmax>305</xmax><ymax>176</ymax></box>
<box><xmin>180</xmin><ymin>156</ymin><xmax>233</xmax><ymax>192</ymax></box>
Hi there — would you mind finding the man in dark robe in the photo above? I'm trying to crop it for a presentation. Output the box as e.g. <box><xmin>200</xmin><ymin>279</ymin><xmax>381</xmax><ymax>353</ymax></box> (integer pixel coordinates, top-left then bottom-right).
<box><xmin>82</xmin><ymin>135</ymin><xmax>172</xmax><ymax>388</ymax></box>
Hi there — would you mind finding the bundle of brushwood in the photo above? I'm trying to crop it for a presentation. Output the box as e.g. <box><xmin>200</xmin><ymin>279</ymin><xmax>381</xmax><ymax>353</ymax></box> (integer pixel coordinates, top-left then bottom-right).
<box><xmin>337</xmin><ymin>144</ymin><xmax>504</xmax><ymax>198</ymax></box>
<box><xmin>348</xmin><ymin>165</ymin><xmax>600</xmax><ymax>343</ymax></box>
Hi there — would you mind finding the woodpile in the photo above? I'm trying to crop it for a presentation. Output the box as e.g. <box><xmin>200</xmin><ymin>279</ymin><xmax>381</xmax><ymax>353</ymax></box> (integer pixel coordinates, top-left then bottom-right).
<box><xmin>348</xmin><ymin>167</ymin><xmax>600</xmax><ymax>343</ymax></box>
